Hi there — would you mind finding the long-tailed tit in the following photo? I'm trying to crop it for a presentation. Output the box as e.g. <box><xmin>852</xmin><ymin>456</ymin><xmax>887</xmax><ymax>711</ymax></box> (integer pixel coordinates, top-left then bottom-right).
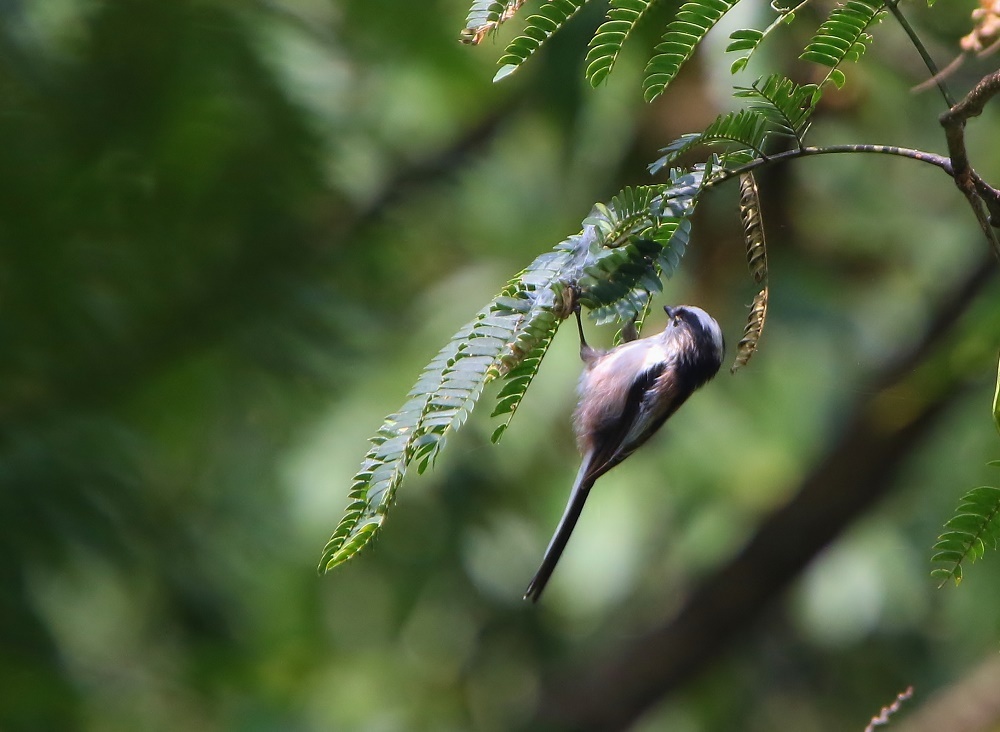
<box><xmin>524</xmin><ymin>304</ymin><xmax>725</xmax><ymax>602</ymax></box>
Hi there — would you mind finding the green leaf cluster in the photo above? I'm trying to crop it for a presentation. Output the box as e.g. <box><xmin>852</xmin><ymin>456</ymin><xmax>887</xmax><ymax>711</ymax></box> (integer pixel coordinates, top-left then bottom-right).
<box><xmin>651</xmin><ymin>110</ymin><xmax>771</xmax><ymax>172</ymax></box>
<box><xmin>320</xmin><ymin>174</ymin><xmax>714</xmax><ymax>571</ymax></box>
<box><xmin>319</xmin><ymin>266</ymin><xmax>566</xmax><ymax>571</ymax></box>
<box><xmin>734</xmin><ymin>74</ymin><xmax>818</xmax><ymax>144</ymax></box>
<box><xmin>481</xmin><ymin>0</ymin><xmax>884</xmax><ymax>108</ymax></box>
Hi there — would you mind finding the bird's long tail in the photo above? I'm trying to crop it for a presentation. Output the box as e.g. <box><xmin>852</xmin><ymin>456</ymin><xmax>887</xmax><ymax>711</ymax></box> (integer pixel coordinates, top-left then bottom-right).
<box><xmin>523</xmin><ymin>455</ymin><xmax>596</xmax><ymax>603</ymax></box>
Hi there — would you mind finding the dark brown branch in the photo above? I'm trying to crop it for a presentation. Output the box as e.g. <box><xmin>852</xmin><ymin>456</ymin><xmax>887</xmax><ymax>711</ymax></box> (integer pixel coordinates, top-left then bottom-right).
<box><xmin>530</xmin><ymin>251</ymin><xmax>998</xmax><ymax>732</ymax></box>
<box><xmin>939</xmin><ymin>70</ymin><xmax>1000</xmax><ymax>255</ymax></box>
<box><xmin>940</xmin><ymin>69</ymin><xmax>1000</xmax><ymax>130</ymax></box>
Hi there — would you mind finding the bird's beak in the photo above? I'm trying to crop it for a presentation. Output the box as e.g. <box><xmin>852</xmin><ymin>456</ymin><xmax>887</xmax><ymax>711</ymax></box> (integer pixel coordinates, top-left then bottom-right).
<box><xmin>663</xmin><ymin>306</ymin><xmax>674</xmax><ymax>318</ymax></box>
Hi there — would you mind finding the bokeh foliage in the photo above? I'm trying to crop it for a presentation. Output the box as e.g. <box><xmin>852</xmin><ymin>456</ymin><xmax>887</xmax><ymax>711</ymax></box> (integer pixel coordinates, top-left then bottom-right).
<box><xmin>2</xmin><ymin>0</ymin><xmax>1000</xmax><ymax>731</ymax></box>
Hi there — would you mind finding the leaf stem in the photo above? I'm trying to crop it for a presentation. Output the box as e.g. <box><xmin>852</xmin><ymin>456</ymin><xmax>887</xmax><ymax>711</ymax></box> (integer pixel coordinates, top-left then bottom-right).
<box><xmin>735</xmin><ymin>0</ymin><xmax>814</xmax><ymax>71</ymax></box>
<box><xmin>882</xmin><ymin>0</ymin><xmax>956</xmax><ymax>107</ymax></box>
<box><xmin>750</xmin><ymin>143</ymin><xmax>952</xmax><ymax>172</ymax></box>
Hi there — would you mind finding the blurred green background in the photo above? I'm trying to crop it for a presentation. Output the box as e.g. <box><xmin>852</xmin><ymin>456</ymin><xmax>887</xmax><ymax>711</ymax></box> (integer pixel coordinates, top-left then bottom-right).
<box><xmin>2</xmin><ymin>0</ymin><xmax>1000</xmax><ymax>730</ymax></box>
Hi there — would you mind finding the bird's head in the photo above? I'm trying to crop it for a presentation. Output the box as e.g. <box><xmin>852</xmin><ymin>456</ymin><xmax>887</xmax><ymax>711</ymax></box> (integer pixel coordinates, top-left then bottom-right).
<box><xmin>662</xmin><ymin>304</ymin><xmax>725</xmax><ymax>380</ymax></box>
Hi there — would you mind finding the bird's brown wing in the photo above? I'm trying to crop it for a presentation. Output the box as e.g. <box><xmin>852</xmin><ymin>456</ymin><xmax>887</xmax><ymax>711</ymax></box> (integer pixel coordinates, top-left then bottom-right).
<box><xmin>583</xmin><ymin>362</ymin><xmax>673</xmax><ymax>483</ymax></box>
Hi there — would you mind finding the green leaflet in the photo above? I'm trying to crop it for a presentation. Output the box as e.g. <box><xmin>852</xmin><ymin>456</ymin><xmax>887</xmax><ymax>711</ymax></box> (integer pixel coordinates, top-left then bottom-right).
<box><xmin>931</xmin><ymin>468</ymin><xmax>1000</xmax><ymax>586</ymax></box>
<box><xmin>489</xmin><ymin>319</ymin><xmax>556</xmax><ymax>442</ymax></box>
<box><xmin>582</xmin><ymin>184</ymin><xmax>696</xmax><ymax>325</ymax></box>
<box><xmin>643</xmin><ymin>0</ymin><xmax>741</xmax><ymax>102</ymax></box>
<box><xmin>726</xmin><ymin>0</ymin><xmax>812</xmax><ymax>74</ymax></box>
<box><xmin>649</xmin><ymin>109</ymin><xmax>771</xmax><ymax>173</ymax></box>
<box><xmin>727</xmin><ymin>28</ymin><xmax>763</xmax><ymax>73</ymax></box>
<box><xmin>648</xmin><ymin>76</ymin><xmax>820</xmax><ymax>173</ymax></box>
<box><xmin>494</xmin><ymin>0</ymin><xmax>591</xmax><ymax>82</ymax></box>
<box><xmin>733</xmin><ymin>74</ymin><xmax>818</xmax><ymax>145</ymax></box>
<box><xmin>586</xmin><ymin>0</ymin><xmax>657</xmax><ymax>86</ymax></box>
<box><xmin>800</xmin><ymin>0</ymin><xmax>885</xmax><ymax>90</ymax></box>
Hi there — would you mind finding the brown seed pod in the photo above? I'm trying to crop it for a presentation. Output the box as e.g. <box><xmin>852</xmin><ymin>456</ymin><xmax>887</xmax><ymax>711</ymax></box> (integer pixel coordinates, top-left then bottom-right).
<box><xmin>731</xmin><ymin>286</ymin><xmax>768</xmax><ymax>374</ymax></box>
<box><xmin>739</xmin><ymin>172</ymin><xmax>768</xmax><ymax>285</ymax></box>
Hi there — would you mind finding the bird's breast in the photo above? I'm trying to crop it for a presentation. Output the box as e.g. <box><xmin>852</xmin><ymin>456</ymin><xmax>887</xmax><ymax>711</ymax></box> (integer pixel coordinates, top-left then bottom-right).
<box><xmin>574</xmin><ymin>341</ymin><xmax>675</xmax><ymax>448</ymax></box>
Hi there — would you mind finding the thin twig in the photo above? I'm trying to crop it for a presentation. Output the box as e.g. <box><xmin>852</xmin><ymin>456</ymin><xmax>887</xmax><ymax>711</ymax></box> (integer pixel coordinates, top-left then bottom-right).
<box><xmin>892</xmin><ymin>656</ymin><xmax>1000</xmax><ymax>732</ymax></box>
<box><xmin>883</xmin><ymin>0</ymin><xmax>956</xmax><ymax>107</ymax></box>
<box><xmin>659</xmin><ymin>143</ymin><xmax>954</xmax><ymax>203</ymax></box>
<box><xmin>911</xmin><ymin>52</ymin><xmax>966</xmax><ymax>95</ymax></box>
<box><xmin>864</xmin><ymin>686</ymin><xmax>914</xmax><ymax>732</ymax></box>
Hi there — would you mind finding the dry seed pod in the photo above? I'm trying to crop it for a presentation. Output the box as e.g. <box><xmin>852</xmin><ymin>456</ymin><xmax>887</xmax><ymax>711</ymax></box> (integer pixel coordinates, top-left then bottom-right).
<box><xmin>739</xmin><ymin>173</ymin><xmax>768</xmax><ymax>285</ymax></box>
<box><xmin>731</xmin><ymin>287</ymin><xmax>768</xmax><ymax>373</ymax></box>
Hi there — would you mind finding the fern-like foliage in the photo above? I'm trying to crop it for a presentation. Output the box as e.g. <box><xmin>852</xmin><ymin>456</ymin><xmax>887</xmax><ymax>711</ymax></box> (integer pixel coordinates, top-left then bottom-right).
<box><xmin>495</xmin><ymin>0</ymin><xmax>592</xmax><ymax>82</ymax></box>
<box><xmin>582</xmin><ymin>182</ymin><xmax>700</xmax><ymax>324</ymax></box>
<box><xmin>643</xmin><ymin>0</ymin><xmax>741</xmax><ymax>102</ymax></box>
<box><xmin>649</xmin><ymin>109</ymin><xmax>771</xmax><ymax>173</ymax></box>
<box><xmin>487</xmin><ymin>260</ymin><xmax>573</xmax><ymax>443</ymax></box>
<box><xmin>650</xmin><ymin>74</ymin><xmax>823</xmax><ymax>171</ymax></box>
<box><xmin>318</xmin><ymin>296</ymin><xmax>549</xmax><ymax>572</ymax></box>
<box><xmin>800</xmin><ymin>0</ymin><xmax>885</xmax><ymax>90</ymax></box>
<box><xmin>726</xmin><ymin>0</ymin><xmax>814</xmax><ymax>74</ymax></box>
<box><xmin>586</xmin><ymin>0</ymin><xmax>657</xmax><ymax>86</ymax></box>
<box><xmin>320</xmin><ymin>173</ymin><xmax>712</xmax><ymax>573</ymax></box>
<box><xmin>490</xmin><ymin>323</ymin><xmax>557</xmax><ymax>442</ymax></box>
<box><xmin>931</xmin><ymin>467</ymin><xmax>1000</xmax><ymax>586</ymax></box>
<box><xmin>475</xmin><ymin>0</ymin><xmax>883</xmax><ymax>104</ymax></box>
<box><xmin>733</xmin><ymin>74</ymin><xmax>818</xmax><ymax>146</ymax></box>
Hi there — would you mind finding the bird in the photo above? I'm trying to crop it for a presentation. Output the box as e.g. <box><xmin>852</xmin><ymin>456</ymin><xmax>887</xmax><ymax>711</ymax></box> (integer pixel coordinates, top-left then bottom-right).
<box><xmin>523</xmin><ymin>303</ymin><xmax>725</xmax><ymax>602</ymax></box>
